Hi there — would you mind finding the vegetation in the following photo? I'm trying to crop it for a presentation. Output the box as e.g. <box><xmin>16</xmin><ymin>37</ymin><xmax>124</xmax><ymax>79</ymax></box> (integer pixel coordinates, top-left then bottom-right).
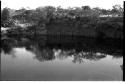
<box><xmin>1</xmin><ymin>8</ymin><xmax>15</xmax><ymax>27</ymax></box>
<box><xmin>1</xmin><ymin>5</ymin><xmax>123</xmax><ymax>39</ymax></box>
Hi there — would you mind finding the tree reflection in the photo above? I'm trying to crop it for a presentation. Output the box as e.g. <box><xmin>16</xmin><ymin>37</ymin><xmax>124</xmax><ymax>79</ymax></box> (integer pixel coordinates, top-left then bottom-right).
<box><xmin>1</xmin><ymin>38</ymin><xmax>14</xmax><ymax>54</ymax></box>
<box><xmin>1</xmin><ymin>35</ymin><xmax>123</xmax><ymax>63</ymax></box>
<box><xmin>72</xmin><ymin>53</ymin><xmax>84</xmax><ymax>63</ymax></box>
<box><xmin>120</xmin><ymin>65</ymin><xmax>123</xmax><ymax>71</ymax></box>
<box><xmin>33</xmin><ymin>48</ymin><xmax>55</xmax><ymax>62</ymax></box>
<box><xmin>71</xmin><ymin>51</ymin><xmax>106</xmax><ymax>63</ymax></box>
<box><xmin>112</xmin><ymin>54</ymin><xmax>123</xmax><ymax>59</ymax></box>
<box><xmin>54</xmin><ymin>49</ymin><xmax>69</xmax><ymax>60</ymax></box>
<box><xmin>81</xmin><ymin>52</ymin><xmax>106</xmax><ymax>61</ymax></box>
<box><xmin>53</xmin><ymin>49</ymin><xmax>107</xmax><ymax>63</ymax></box>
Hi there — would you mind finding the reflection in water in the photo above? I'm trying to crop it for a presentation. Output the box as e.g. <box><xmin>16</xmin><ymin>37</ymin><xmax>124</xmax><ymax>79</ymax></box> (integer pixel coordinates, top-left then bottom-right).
<box><xmin>1</xmin><ymin>35</ymin><xmax>123</xmax><ymax>81</ymax></box>
<box><xmin>1</xmin><ymin>35</ymin><xmax>122</xmax><ymax>62</ymax></box>
<box><xmin>120</xmin><ymin>65</ymin><xmax>123</xmax><ymax>71</ymax></box>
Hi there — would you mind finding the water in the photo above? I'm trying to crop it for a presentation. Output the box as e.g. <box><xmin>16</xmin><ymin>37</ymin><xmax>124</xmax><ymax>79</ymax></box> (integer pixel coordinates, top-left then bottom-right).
<box><xmin>1</xmin><ymin>35</ymin><xmax>123</xmax><ymax>81</ymax></box>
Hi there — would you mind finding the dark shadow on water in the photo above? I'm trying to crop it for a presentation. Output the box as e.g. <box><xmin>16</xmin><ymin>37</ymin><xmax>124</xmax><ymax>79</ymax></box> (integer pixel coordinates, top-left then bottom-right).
<box><xmin>1</xmin><ymin>35</ymin><xmax>123</xmax><ymax>81</ymax></box>
<box><xmin>1</xmin><ymin>35</ymin><xmax>123</xmax><ymax>63</ymax></box>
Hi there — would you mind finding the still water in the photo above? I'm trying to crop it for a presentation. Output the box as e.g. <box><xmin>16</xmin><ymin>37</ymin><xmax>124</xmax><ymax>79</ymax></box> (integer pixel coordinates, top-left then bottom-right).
<box><xmin>1</xmin><ymin>35</ymin><xmax>123</xmax><ymax>81</ymax></box>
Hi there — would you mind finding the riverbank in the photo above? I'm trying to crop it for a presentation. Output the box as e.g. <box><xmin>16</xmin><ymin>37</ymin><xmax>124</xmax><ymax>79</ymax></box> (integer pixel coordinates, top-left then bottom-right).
<box><xmin>1</xmin><ymin>17</ymin><xmax>123</xmax><ymax>40</ymax></box>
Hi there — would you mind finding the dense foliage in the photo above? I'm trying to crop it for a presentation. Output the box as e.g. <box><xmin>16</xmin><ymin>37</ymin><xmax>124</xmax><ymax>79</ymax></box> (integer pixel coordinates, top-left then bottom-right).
<box><xmin>1</xmin><ymin>5</ymin><xmax>123</xmax><ymax>39</ymax></box>
<box><xmin>1</xmin><ymin>8</ymin><xmax>15</xmax><ymax>27</ymax></box>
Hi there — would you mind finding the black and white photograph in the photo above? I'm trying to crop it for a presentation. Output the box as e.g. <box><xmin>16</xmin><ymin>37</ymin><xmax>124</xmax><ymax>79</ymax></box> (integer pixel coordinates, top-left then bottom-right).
<box><xmin>1</xmin><ymin>0</ymin><xmax>124</xmax><ymax>81</ymax></box>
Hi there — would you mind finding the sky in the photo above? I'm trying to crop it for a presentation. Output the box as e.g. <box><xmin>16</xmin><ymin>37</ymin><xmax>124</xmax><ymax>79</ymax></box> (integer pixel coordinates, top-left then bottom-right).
<box><xmin>1</xmin><ymin>0</ymin><xmax>124</xmax><ymax>10</ymax></box>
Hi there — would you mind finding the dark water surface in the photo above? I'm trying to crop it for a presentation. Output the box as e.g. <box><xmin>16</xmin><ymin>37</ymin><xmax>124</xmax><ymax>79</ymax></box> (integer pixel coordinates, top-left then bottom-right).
<box><xmin>1</xmin><ymin>35</ymin><xmax>123</xmax><ymax>81</ymax></box>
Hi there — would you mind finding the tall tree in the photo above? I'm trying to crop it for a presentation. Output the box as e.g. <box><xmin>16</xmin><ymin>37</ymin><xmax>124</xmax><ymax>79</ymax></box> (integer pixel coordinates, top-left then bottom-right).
<box><xmin>112</xmin><ymin>5</ymin><xmax>123</xmax><ymax>16</ymax></box>
<box><xmin>82</xmin><ymin>6</ymin><xmax>91</xmax><ymax>11</ymax></box>
<box><xmin>1</xmin><ymin>8</ymin><xmax>11</xmax><ymax>27</ymax></box>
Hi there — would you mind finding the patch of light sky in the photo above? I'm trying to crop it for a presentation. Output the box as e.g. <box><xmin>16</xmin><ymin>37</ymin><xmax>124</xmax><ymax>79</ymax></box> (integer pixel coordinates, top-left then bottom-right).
<box><xmin>1</xmin><ymin>0</ymin><xmax>124</xmax><ymax>10</ymax></box>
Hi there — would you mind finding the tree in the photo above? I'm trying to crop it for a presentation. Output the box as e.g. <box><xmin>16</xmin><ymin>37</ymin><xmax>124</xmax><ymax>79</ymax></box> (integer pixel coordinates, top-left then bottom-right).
<box><xmin>1</xmin><ymin>8</ymin><xmax>10</xmax><ymax>27</ymax></box>
<box><xmin>100</xmin><ymin>9</ymin><xmax>108</xmax><ymax>15</ymax></box>
<box><xmin>56</xmin><ymin>6</ymin><xmax>65</xmax><ymax>18</ymax></box>
<box><xmin>82</xmin><ymin>6</ymin><xmax>91</xmax><ymax>11</ymax></box>
<box><xmin>112</xmin><ymin>5</ymin><xmax>123</xmax><ymax>16</ymax></box>
<box><xmin>44</xmin><ymin>6</ymin><xmax>56</xmax><ymax>22</ymax></box>
<box><xmin>1</xmin><ymin>8</ymin><xmax>15</xmax><ymax>27</ymax></box>
<box><xmin>92</xmin><ymin>7</ymin><xmax>101</xmax><ymax>15</ymax></box>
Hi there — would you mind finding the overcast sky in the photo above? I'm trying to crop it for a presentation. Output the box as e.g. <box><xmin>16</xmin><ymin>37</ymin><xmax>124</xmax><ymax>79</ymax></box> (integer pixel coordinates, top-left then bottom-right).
<box><xmin>1</xmin><ymin>0</ymin><xmax>124</xmax><ymax>10</ymax></box>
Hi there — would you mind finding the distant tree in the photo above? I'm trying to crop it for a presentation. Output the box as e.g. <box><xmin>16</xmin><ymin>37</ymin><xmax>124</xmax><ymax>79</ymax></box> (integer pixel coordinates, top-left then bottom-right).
<box><xmin>44</xmin><ymin>6</ymin><xmax>56</xmax><ymax>21</ymax></box>
<box><xmin>1</xmin><ymin>8</ymin><xmax>10</xmax><ymax>26</ymax></box>
<box><xmin>82</xmin><ymin>6</ymin><xmax>91</xmax><ymax>11</ymax></box>
<box><xmin>1</xmin><ymin>8</ymin><xmax>10</xmax><ymax>20</ymax></box>
<box><xmin>1</xmin><ymin>8</ymin><xmax>14</xmax><ymax>27</ymax></box>
<box><xmin>92</xmin><ymin>7</ymin><xmax>101</xmax><ymax>15</ymax></box>
<box><xmin>16</xmin><ymin>7</ymin><xmax>26</xmax><ymax>13</ymax></box>
<box><xmin>56</xmin><ymin>6</ymin><xmax>65</xmax><ymax>18</ymax></box>
<box><xmin>81</xmin><ymin>6</ymin><xmax>93</xmax><ymax>17</ymax></box>
<box><xmin>100</xmin><ymin>9</ymin><xmax>108</xmax><ymax>15</ymax></box>
<box><xmin>111</xmin><ymin>5</ymin><xmax>123</xmax><ymax>16</ymax></box>
<box><xmin>73</xmin><ymin>7</ymin><xmax>82</xmax><ymax>16</ymax></box>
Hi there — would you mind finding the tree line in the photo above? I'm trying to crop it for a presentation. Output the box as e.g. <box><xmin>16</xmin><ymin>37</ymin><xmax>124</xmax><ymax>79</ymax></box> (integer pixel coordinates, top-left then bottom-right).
<box><xmin>1</xmin><ymin>5</ymin><xmax>123</xmax><ymax>27</ymax></box>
